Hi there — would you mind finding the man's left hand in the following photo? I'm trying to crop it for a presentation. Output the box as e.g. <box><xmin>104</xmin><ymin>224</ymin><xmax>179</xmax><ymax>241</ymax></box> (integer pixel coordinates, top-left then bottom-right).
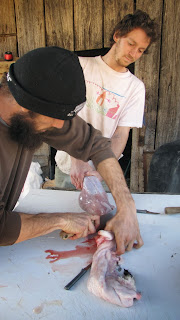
<box><xmin>104</xmin><ymin>206</ymin><xmax>144</xmax><ymax>255</ymax></box>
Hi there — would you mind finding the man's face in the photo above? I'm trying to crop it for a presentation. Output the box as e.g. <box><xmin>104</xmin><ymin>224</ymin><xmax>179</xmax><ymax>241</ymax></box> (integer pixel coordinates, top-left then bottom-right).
<box><xmin>113</xmin><ymin>28</ymin><xmax>151</xmax><ymax>68</ymax></box>
<box><xmin>8</xmin><ymin>110</ymin><xmax>64</xmax><ymax>150</ymax></box>
<box><xmin>29</xmin><ymin>112</ymin><xmax>65</xmax><ymax>133</ymax></box>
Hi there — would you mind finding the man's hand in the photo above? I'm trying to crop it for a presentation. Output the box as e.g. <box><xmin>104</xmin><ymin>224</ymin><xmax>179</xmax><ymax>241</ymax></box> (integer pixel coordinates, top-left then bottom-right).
<box><xmin>104</xmin><ymin>206</ymin><xmax>143</xmax><ymax>255</ymax></box>
<box><xmin>60</xmin><ymin>211</ymin><xmax>100</xmax><ymax>240</ymax></box>
<box><xmin>70</xmin><ymin>158</ymin><xmax>101</xmax><ymax>190</ymax></box>
<box><xmin>97</xmin><ymin>157</ymin><xmax>144</xmax><ymax>255</ymax></box>
<box><xmin>16</xmin><ymin>211</ymin><xmax>100</xmax><ymax>244</ymax></box>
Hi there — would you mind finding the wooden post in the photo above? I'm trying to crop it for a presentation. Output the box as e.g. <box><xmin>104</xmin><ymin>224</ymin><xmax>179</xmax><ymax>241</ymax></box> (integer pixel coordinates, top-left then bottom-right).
<box><xmin>104</xmin><ymin>0</ymin><xmax>134</xmax><ymax>48</ymax></box>
<box><xmin>74</xmin><ymin>0</ymin><xmax>103</xmax><ymax>51</ymax></box>
<box><xmin>130</xmin><ymin>0</ymin><xmax>163</xmax><ymax>192</ymax></box>
<box><xmin>0</xmin><ymin>60</ymin><xmax>17</xmax><ymax>79</ymax></box>
<box><xmin>14</xmin><ymin>0</ymin><xmax>46</xmax><ymax>56</ymax></box>
<box><xmin>0</xmin><ymin>0</ymin><xmax>17</xmax><ymax>59</ymax></box>
<box><xmin>155</xmin><ymin>0</ymin><xmax>180</xmax><ymax>148</ymax></box>
<box><xmin>45</xmin><ymin>0</ymin><xmax>74</xmax><ymax>51</ymax></box>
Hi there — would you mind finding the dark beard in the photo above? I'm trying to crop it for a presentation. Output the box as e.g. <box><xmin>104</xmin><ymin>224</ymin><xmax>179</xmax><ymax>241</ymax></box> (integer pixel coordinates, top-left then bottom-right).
<box><xmin>8</xmin><ymin>113</ymin><xmax>44</xmax><ymax>151</ymax></box>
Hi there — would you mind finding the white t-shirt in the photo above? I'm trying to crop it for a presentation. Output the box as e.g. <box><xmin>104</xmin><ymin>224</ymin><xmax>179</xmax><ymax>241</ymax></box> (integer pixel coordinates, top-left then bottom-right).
<box><xmin>55</xmin><ymin>55</ymin><xmax>145</xmax><ymax>174</ymax></box>
<box><xmin>78</xmin><ymin>56</ymin><xmax>145</xmax><ymax>138</ymax></box>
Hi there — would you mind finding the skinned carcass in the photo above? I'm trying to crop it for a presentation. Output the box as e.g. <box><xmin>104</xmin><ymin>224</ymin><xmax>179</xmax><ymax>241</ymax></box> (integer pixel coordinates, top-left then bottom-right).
<box><xmin>87</xmin><ymin>230</ymin><xmax>141</xmax><ymax>307</ymax></box>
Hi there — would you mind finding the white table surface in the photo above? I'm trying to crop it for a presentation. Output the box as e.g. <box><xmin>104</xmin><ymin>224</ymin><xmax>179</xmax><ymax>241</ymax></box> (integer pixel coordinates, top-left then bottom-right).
<box><xmin>1</xmin><ymin>190</ymin><xmax>180</xmax><ymax>320</ymax></box>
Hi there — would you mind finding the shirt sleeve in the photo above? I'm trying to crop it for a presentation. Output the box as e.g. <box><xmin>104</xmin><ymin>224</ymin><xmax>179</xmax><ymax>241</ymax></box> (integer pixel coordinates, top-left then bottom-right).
<box><xmin>0</xmin><ymin>202</ymin><xmax>21</xmax><ymax>246</ymax></box>
<box><xmin>42</xmin><ymin>115</ymin><xmax>116</xmax><ymax>169</ymax></box>
<box><xmin>117</xmin><ymin>82</ymin><xmax>145</xmax><ymax>128</ymax></box>
<box><xmin>78</xmin><ymin>56</ymin><xmax>89</xmax><ymax>70</ymax></box>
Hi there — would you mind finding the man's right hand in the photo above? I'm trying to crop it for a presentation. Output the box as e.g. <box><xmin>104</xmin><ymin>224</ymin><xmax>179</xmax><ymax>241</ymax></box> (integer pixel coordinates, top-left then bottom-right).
<box><xmin>60</xmin><ymin>211</ymin><xmax>100</xmax><ymax>239</ymax></box>
<box><xmin>16</xmin><ymin>211</ymin><xmax>100</xmax><ymax>244</ymax></box>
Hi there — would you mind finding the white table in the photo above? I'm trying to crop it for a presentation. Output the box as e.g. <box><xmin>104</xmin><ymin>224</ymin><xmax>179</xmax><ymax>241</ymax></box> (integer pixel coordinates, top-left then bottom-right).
<box><xmin>1</xmin><ymin>190</ymin><xmax>180</xmax><ymax>320</ymax></box>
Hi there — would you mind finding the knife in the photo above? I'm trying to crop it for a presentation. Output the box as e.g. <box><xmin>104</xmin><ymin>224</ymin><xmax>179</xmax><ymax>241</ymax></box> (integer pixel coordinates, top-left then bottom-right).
<box><xmin>137</xmin><ymin>209</ymin><xmax>159</xmax><ymax>214</ymax></box>
<box><xmin>137</xmin><ymin>207</ymin><xmax>180</xmax><ymax>215</ymax></box>
<box><xmin>64</xmin><ymin>263</ymin><xmax>92</xmax><ymax>290</ymax></box>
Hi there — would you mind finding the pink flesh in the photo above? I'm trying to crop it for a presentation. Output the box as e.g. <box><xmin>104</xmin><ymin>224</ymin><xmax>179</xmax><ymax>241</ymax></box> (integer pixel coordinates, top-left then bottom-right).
<box><xmin>87</xmin><ymin>230</ymin><xmax>141</xmax><ymax>307</ymax></box>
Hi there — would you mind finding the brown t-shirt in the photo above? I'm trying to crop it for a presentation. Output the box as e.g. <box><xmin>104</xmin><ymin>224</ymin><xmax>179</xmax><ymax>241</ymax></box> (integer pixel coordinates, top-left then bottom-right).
<box><xmin>0</xmin><ymin>115</ymin><xmax>115</xmax><ymax>245</ymax></box>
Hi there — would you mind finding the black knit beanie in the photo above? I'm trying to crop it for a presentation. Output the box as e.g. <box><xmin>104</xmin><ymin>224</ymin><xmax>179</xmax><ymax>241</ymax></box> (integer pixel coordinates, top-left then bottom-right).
<box><xmin>7</xmin><ymin>47</ymin><xmax>86</xmax><ymax>120</ymax></box>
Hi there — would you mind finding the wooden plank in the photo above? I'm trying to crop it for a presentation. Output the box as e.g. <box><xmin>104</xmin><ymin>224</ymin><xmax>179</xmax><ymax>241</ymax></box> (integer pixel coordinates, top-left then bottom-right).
<box><xmin>0</xmin><ymin>58</ymin><xmax>19</xmax><ymax>73</ymax></box>
<box><xmin>0</xmin><ymin>60</ymin><xmax>14</xmax><ymax>79</ymax></box>
<box><xmin>130</xmin><ymin>0</ymin><xmax>163</xmax><ymax>192</ymax></box>
<box><xmin>135</xmin><ymin>0</ymin><xmax>163</xmax><ymax>149</ymax></box>
<box><xmin>130</xmin><ymin>127</ymin><xmax>145</xmax><ymax>192</ymax></box>
<box><xmin>74</xmin><ymin>0</ymin><xmax>103</xmax><ymax>51</ymax></box>
<box><xmin>45</xmin><ymin>0</ymin><xmax>74</xmax><ymax>51</ymax></box>
<box><xmin>143</xmin><ymin>151</ymin><xmax>154</xmax><ymax>191</ymax></box>
<box><xmin>155</xmin><ymin>0</ymin><xmax>180</xmax><ymax>148</ymax></box>
<box><xmin>0</xmin><ymin>0</ymin><xmax>16</xmax><ymax>34</ymax></box>
<box><xmin>104</xmin><ymin>0</ymin><xmax>134</xmax><ymax>48</ymax></box>
<box><xmin>14</xmin><ymin>0</ymin><xmax>45</xmax><ymax>56</ymax></box>
<box><xmin>0</xmin><ymin>36</ymin><xmax>17</xmax><ymax>60</ymax></box>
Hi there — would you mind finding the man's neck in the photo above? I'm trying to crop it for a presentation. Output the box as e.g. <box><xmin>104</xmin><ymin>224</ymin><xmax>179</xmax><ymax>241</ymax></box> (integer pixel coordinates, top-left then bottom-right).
<box><xmin>101</xmin><ymin>53</ymin><xmax>127</xmax><ymax>73</ymax></box>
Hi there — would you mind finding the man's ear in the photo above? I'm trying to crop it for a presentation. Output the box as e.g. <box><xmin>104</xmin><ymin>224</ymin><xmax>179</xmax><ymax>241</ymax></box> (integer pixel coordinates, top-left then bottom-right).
<box><xmin>20</xmin><ymin>106</ymin><xmax>29</xmax><ymax>113</ymax></box>
<box><xmin>113</xmin><ymin>32</ymin><xmax>120</xmax><ymax>43</ymax></box>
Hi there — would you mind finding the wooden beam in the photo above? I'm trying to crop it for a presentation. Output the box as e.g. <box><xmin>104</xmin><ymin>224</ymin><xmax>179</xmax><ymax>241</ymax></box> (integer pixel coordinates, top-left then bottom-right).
<box><xmin>0</xmin><ymin>0</ymin><xmax>16</xmax><ymax>34</ymax></box>
<box><xmin>135</xmin><ymin>0</ymin><xmax>163</xmax><ymax>149</ymax></box>
<box><xmin>74</xmin><ymin>0</ymin><xmax>103</xmax><ymax>51</ymax></box>
<box><xmin>0</xmin><ymin>60</ymin><xmax>15</xmax><ymax>79</ymax></box>
<box><xmin>155</xmin><ymin>0</ymin><xmax>180</xmax><ymax>148</ymax></box>
<box><xmin>104</xmin><ymin>0</ymin><xmax>134</xmax><ymax>48</ymax></box>
<box><xmin>130</xmin><ymin>127</ymin><xmax>146</xmax><ymax>192</ymax></box>
<box><xmin>45</xmin><ymin>0</ymin><xmax>74</xmax><ymax>51</ymax></box>
<box><xmin>14</xmin><ymin>0</ymin><xmax>45</xmax><ymax>56</ymax></box>
<box><xmin>130</xmin><ymin>0</ymin><xmax>163</xmax><ymax>192</ymax></box>
<box><xmin>0</xmin><ymin>0</ymin><xmax>17</xmax><ymax>59</ymax></box>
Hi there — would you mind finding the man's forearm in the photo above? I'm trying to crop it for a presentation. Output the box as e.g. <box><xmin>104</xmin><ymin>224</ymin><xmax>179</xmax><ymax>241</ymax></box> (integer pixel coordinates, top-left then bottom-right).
<box><xmin>111</xmin><ymin>126</ymin><xmax>130</xmax><ymax>159</ymax></box>
<box><xmin>15</xmin><ymin>212</ymin><xmax>63</xmax><ymax>243</ymax></box>
<box><xmin>15</xmin><ymin>210</ymin><xmax>100</xmax><ymax>244</ymax></box>
<box><xmin>97</xmin><ymin>158</ymin><xmax>135</xmax><ymax>211</ymax></box>
<box><xmin>96</xmin><ymin>157</ymin><xmax>142</xmax><ymax>255</ymax></box>
<box><xmin>111</xmin><ymin>139</ymin><xmax>125</xmax><ymax>159</ymax></box>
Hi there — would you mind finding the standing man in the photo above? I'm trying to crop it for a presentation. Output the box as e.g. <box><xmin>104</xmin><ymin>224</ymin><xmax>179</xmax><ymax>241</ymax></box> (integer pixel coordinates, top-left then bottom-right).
<box><xmin>0</xmin><ymin>46</ymin><xmax>143</xmax><ymax>254</ymax></box>
<box><xmin>55</xmin><ymin>10</ymin><xmax>158</xmax><ymax>189</ymax></box>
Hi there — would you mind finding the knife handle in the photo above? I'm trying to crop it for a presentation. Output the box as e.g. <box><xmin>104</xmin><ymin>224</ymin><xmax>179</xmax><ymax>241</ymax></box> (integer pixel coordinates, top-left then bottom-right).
<box><xmin>64</xmin><ymin>268</ymin><xmax>88</xmax><ymax>290</ymax></box>
<box><xmin>60</xmin><ymin>230</ymin><xmax>74</xmax><ymax>240</ymax></box>
<box><xmin>165</xmin><ymin>207</ymin><xmax>180</xmax><ymax>214</ymax></box>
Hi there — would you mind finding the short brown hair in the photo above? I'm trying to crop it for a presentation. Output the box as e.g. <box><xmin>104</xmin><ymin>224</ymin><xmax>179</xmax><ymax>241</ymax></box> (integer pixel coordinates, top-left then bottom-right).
<box><xmin>110</xmin><ymin>10</ymin><xmax>159</xmax><ymax>52</ymax></box>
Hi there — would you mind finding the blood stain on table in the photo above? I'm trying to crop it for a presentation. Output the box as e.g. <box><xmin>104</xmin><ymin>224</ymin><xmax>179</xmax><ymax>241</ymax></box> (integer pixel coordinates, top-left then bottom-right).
<box><xmin>0</xmin><ymin>285</ymin><xmax>8</xmax><ymax>288</ymax></box>
<box><xmin>45</xmin><ymin>238</ymin><xmax>97</xmax><ymax>263</ymax></box>
<box><xmin>33</xmin><ymin>300</ymin><xmax>62</xmax><ymax>314</ymax></box>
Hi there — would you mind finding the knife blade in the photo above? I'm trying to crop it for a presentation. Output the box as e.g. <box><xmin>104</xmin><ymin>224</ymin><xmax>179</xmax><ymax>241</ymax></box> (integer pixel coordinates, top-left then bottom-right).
<box><xmin>64</xmin><ymin>263</ymin><xmax>92</xmax><ymax>290</ymax></box>
<box><xmin>137</xmin><ymin>209</ymin><xmax>160</xmax><ymax>214</ymax></box>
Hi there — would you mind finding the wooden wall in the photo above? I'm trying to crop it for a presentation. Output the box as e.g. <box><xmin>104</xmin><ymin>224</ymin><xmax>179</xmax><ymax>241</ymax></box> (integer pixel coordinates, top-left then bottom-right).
<box><xmin>130</xmin><ymin>0</ymin><xmax>180</xmax><ymax>192</ymax></box>
<box><xmin>0</xmin><ymin>0</ymin><xmax>180</xmax><ymax>191</ymax></box>
<box><xmin>0</xmin><ymin>0</ymin><xmax>135</xmax><ymax>55</ymax></box>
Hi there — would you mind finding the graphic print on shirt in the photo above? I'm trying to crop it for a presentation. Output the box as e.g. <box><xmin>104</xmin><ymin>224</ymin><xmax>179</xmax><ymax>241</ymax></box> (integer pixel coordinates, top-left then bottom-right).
<box><xmin>86</xmin><ymin>80</ymin><xmax>125</xmax><ymax>120</ymax></box>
